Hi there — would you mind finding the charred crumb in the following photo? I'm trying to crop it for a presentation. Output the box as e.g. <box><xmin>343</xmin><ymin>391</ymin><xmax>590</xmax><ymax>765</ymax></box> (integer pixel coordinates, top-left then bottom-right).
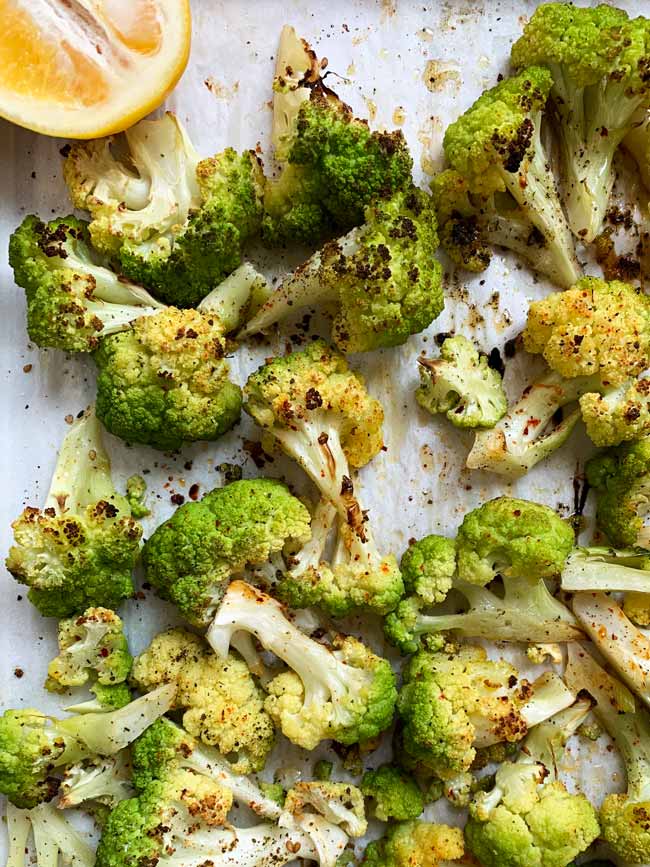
<box><xmin>435</xmin><ymin>331</ymin><xmax>453</xmax><ymax>346</ymax></box>
<box><xmin>487</xmin><ymin>347</ymin><xmax>505</xmax><ymax>377</ymax></box>
<box><xmin>243</xmin><ymin>440</ymin><xmax>274</xmax><ymax>469</ymax></box>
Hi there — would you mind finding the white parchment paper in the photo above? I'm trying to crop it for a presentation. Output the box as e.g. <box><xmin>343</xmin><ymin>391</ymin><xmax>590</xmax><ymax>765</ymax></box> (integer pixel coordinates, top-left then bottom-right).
<box><xmin>1</xmin><ymin>1</ymin><xmax>647</xmax><ymax>861</ymax></box>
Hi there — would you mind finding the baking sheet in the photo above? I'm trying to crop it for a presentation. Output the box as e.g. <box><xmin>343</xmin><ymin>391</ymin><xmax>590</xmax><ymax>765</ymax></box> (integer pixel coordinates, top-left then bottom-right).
<box><xmin>0</xmin><ymin>0</ymin><xmax>646</xmax><ymax>861</ymax></box>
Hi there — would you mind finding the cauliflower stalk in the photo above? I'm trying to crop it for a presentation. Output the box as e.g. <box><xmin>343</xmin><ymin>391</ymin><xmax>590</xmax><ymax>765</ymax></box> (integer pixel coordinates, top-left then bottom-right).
<box><xmin>245</xmin><ymin>187</ymin><xmax>443</xmax><ymax>353</ymax></box>
<box><xmin>465</xmin><ymin>698</ymin><xmax>600</xmax><ymax>867</ymax></box>
<box><xmin>130</xmin><ymin>628</ymin><xmax>275</xmax><ymax>773</ymax></box>
<box><xmin>8</xmin><ymin>214</ymin><xmax>164</xmax><ymax>352</ymax></box>
<box><xmin>5</xmin><ymin>408</ymin><xmax>142</xmax><ymax>618</ymax></box>
<box><xmin>6</xmin><ymin>802</ymin><xmax>95</xmax><ymax>867</ymax></box>
<box><xmin>64</xmin><ymin>113</ymin><xmax>265</xmax><ymax>307</ymax></box>
<box><xmin>572</xmin><ymin>591</ymin><xmax>650</xmax><ymax>711</ymax></box>
<box><xmin>207</xmin><ymin>581</ymin><xmax>397</xmax><ymax>750</ymax></box>
<box><xmin>57</xmin><ymin>752</ymin><xmax>134</xmax><ymax>810</ymax></box>
<box><xmin>142</xmin><ymin>477</ymin><xmax>311</xmax><ymax>625</ymax></box>
<box><xmin>565</xmin><ymin>643</ymin><xmax>650</xmax><ymax>865</ymax></box>
<box><xmin>416</xmin><ymin>335</ymin><xmax>507</xmax><ymax>429</ymax></box>
<box><xmin>511</xmin><ymin>3</ymin><xmax>650</xmax><ymax>242</ymax></box>
<box><xmin>0</xmin><ymin>684</ymin><xmax>175</xmax><ymax>808</ymax></box>
<box><xmin>396</xmin><ymin>645</ymin><xmax>576</xmax><ymax>781</ymax></box>
<box><xmin>442</xmin><ymin>67</ymin><xmax>580</xmax><ymax>289</ymax></box>
<box><xmin>45</xmin><ymin>607</ymin><xmax>132</xmax><ymax>693</ymax></box>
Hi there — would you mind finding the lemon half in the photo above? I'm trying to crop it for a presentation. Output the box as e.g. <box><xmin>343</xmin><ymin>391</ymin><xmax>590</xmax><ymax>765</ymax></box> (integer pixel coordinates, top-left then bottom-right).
<box><xmin>0</xmin><ymin>0</ymin><xmax>191</xmax><ymax>139</ymax></box>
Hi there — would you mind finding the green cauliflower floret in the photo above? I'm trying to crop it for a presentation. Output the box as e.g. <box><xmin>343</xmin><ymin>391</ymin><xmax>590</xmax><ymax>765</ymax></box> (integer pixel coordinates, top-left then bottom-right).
<box><xmin>416</xmin><ymin>335</ymin><xmax>507</xmax><ymax>429</ymax></box>
<box><xmin>64</xmin><ymin>113</ymin><xmax>264</xmax><ymax>307</ymax></box>
<box><xmin>5</xmin><ymin>408</ymin><xmax>141</xmax><ymax>618</ymax></box>
<box><xmin>45</xmin><ymin>607</ymin><xmax>132</xmax><ymax>693</ymax></box>
<box><xmin>511</xmin><ymin>3</ymin><xmax>650</xmax><ymax>242</ymax></box>
<box><xmin>456</xmin><ymin>496</ymin><xmax>574</xmax><ymax>586</ymax></box>
<box><xmin>278</xmin><ymin>505</ymin><xmax>404</xmax><ymax>617</ymax></box>
<box><xmin>396</xmin><ymin>645</ymin><xmax>575</xmax><ymax>780</ymax></box>
<box><xmin>443</xmin><ymin>67</ymin><xmax>580</xmax><ymax>289</ymax></box>
<box><xmin>8</xmin><ymin>214</ymin><xmax>165</xmax><ymax>352</ymax></box>
<box><xmin>362</xmin><ymin>821</ymin><xmax>465</xmax><ymax>867</ymax></box>
<box><xmin>586</xmin><ymin>437</ymin><xmax>650</xmax><ymax>548</ymax></box>
<box><xmin>465</xmin><ymin>698</ymin><xmax>600</xmax><ymax>867</ymax></box>
<box><xmin>142</xmin><ymin>478</ymin><xmax>311</xmax><ymax>625</ymax></box>
<box><xmin>208</xmin><ymin>581</ymin><xmax>397</xmax><ymax>750</ymax></box>
<box><xmin>263</xmin><ymin>27</ymin><xmax>413</xmax><ymax>245</ymax></box>
<box><xmin>130</xmin><ymin>628</ymin><xmax>275</xmax><ymax>774</ymax></box>
<box><xmin>387</xmin><ymin>500</ymin><xmax>580</xmax><ymax>654</ymax></box>
<box><xmin>245</xmin><ymin>187</ymin><xmax>443</xmax><ymax>353</ymax></box>
<box><xmin>244</xmin><ymin>340</ymin><xmax>384</xmax><ymax>542</ymax></box>
<box><xmin>125</xmin><ymin>475</ymin><xmax>149</xmax><ymax>519</ymax></box>
<box><xmin>95</xmin><ymin>307</ymin><xmax>241</xmax><ymax>451</ymax></box>
<box><xmin>360</xmin><ymin>765</ymin><xmax>424</xmax><ymax>822</ymax></box>
<box><xmin>565</xmin><ymin>643</ymin><xmax>650</xmax><ymax>866</ymax></box>
<box><xmin>400</xmin><ymin>535</ymin><xmax>456</xmax><ymax>605</ymax></box>
<box><xmin>523</xmin><ymin>277</ymin><xmax>650</xmax><ymax>385</ymax></box>
<box><xmin>0</xmin><ymin>685</ymin><xmax>175</xmax><ymax>808</ymax></box>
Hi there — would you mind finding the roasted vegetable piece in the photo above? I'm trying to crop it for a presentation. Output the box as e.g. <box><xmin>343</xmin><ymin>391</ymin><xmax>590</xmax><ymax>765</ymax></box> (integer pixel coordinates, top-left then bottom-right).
<box><xmin>6</xmin><ymin>408</ymin><xmax>142</xmax><ymax>618</ymax></box>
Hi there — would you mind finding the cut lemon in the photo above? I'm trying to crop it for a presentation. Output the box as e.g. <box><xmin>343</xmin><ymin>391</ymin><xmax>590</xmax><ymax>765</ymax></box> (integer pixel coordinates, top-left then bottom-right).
<box><xmin>0</xmin><ymin>0</ymin><xmax>191</xmax><ymax>139</ymax></box>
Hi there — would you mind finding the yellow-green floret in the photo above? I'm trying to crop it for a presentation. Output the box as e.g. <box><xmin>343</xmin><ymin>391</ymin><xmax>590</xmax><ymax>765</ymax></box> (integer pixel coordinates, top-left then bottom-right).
<box><xmin>580</xmin><ymin>379</ymin><xmax>650</xmax><ymax>447</ymax></box>
<box><xmin>511</xmin><ymin>3</ymin><xmax>650</xmax><ymax>242</ymax></box>
<box><xmin>586</xmin><ymin>436</ymin><xmax>650</xmax><ymax>549</ymax></box>
<box><xmin>361</xmin><ymin>764</ymin><xmax>424</xmax><ymax>822</ymax></box>
<box><xmin>130</xmin><ymin>628</ymin><xmax>275</xmax><ymax>774</ymax></box>
<box><xmin>208</xmin><ymin>581</ymin><xmax>397</xmax><ymax>750</ymax></box>
<box><xmin>5</xmin><ymin>410</ymin><xmax>142</xmax><ymax>618</ymax></box>
<box><xmin>400</xmin><ymin>651</ymin><xmax>576</xmax><ymax>787</ymax></box>
<box><xmin>466</xmin><ymin>779</ymin><xmax>599</xmax><ymax>867</ymax></box>
<box><xmin>456</xmin><ymin>496</ymin><xmax>574</xmax><ymax>586</ymax></box>
<box><xmin>523</xmin><ymin>277</ymin><xmax>650</xmax><ymax>385</ymax></box>
<box><xmin>64</xmin><ymin>114</ymin><xmax>265</xmax><ymax>307</ymax></box>
<box><xmin>362</xmin><ymin>821</ymin><xmax>465</xmax><ymax>867</ymax></box>
<box><xmin>45</xmin><ymin>607</ymin><xmax>132</xmax><ymax>692</ymax></box>
<box><xmin>443</xmin><ymin>67</ymin><xmax>579</xmax><ymax>289</ymax></box>
<box><xmin>8</xmin><ymin>214</ymin><xmax>163</xmax><ymax>352</ymax></box>
<box><xmin>244</xmin><ymin>340</ymin><xmax>383</xmax><ymax>540</ymax></box>
<box><xmin>416</xmin><ymin>335</ymin><xmax>507</xmax><ymax>429</ymax></box>
<box><xmin>142</xmin><ymin>478</ymin><xmax>311</xmax><ymax>625</ymax></box>
<box><xmin>263</xmin><ymin>83</ymin><xmax>413</xmax><ymax>245</ymax></box>
<box><xmin>94</xmin><ymin>307</ymin><xmax>242</xmax><ymax>451</ymax></box>
<box><xmin>396</xmin><ymin>646</ymin><xmax>541</xmax><ymax>780</ymax></box>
